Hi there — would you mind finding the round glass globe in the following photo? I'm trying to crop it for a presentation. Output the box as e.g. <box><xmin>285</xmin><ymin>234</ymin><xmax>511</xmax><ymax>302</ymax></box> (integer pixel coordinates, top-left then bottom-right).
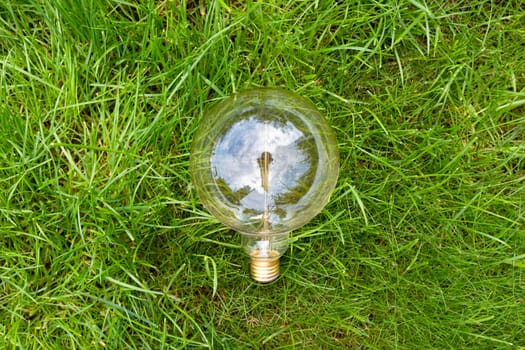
<box><xmin>190</xmin><ymin>88</ymin><xmax>339</xmax><ymax>236</ymax></box>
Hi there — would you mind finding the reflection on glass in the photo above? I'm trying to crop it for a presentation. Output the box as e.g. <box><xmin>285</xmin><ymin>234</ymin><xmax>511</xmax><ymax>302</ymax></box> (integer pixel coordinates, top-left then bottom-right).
<box><xmin>210</xmin><ymin>113</ymin><xmax>315</xmax><ymax>230</ymax></box>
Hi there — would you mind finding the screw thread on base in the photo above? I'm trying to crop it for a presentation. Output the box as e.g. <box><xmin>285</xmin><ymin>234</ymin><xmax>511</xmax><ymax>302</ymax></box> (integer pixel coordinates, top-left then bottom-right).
<box><xmin>250</xmin><ymin>256</ymin><xmax>280</xmax><ymax>283</ymax></box>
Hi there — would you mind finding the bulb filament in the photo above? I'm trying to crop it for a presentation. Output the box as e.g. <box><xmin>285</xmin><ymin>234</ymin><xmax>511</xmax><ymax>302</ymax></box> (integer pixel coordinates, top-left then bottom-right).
<box><xmin>257</xmin><ymin>151</ymin><xmax>273</xmax><ymax>193</ymax></box>
<box><xmin>257</xmin><ymin>151</ymin><xmax>273</xmax><ymax>234</ymax></box>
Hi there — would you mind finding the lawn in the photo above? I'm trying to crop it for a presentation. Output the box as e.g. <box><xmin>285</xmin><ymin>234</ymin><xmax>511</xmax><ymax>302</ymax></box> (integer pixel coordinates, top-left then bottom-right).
<box><xmin>1</xmin><ymin>0</ymin><xmax>524</xmax><ymax>349</ymax></box>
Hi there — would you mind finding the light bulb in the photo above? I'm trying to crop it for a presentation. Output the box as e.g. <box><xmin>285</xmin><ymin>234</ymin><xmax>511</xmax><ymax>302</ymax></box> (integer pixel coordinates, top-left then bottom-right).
<box><xmin>190</xmin><ymin>88</ymin><xmax>339</xmax><ymax>282</ymax></box>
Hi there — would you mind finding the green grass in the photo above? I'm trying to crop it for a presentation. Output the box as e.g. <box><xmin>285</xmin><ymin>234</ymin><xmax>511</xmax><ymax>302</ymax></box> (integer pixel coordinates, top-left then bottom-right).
<box><xmin>1</xmin><ymin>0</ymin><xmax>524</xmax><ymax>348</ymax></box>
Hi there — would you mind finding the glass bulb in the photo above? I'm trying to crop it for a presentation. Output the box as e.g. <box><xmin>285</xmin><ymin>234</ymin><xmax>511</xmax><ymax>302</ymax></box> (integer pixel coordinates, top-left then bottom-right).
<box><xmin>190</xmin><ymin>88</ymin><xmax>339</xmax><ymax>283</ymax></box>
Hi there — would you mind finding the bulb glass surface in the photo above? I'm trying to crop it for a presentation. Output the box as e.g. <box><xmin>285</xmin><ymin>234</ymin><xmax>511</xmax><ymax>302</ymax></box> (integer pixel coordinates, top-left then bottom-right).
<box><xmin>190</xmin><ymin>88</ymin><xmax>339</xmax><ymax>281</ymax></box>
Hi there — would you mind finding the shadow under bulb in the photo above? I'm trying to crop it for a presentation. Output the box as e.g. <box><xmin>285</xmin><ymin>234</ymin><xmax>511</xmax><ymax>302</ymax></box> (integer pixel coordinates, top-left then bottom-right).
<box><xmin>190</xmin><ymin>88</ymin><xmax>339</xmax><ymax>283</ymax></box>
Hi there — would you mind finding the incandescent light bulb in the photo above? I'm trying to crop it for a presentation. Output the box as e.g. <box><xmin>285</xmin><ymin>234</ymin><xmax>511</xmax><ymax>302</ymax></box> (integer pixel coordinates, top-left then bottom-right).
<box><xmin>190</xmin><ymin>88</ymin><xmax>339</xmax><ymax>283</ymax></box>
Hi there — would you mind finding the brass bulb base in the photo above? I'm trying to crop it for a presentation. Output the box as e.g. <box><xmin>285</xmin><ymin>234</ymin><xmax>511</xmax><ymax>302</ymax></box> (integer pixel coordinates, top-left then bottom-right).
<box><xmin>250</xmin><ymin>255</ymin><xmax>280</xmax><ymax>283</ymax></box>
